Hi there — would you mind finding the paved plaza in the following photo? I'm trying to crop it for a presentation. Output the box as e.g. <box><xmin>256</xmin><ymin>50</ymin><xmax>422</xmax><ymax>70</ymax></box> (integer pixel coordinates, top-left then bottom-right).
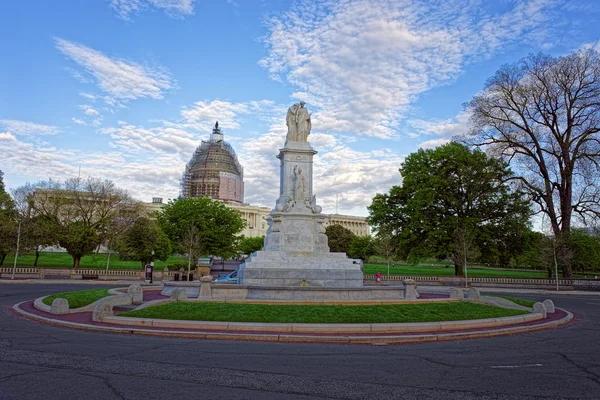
<box><xmin>1</xmin><ymin>283</ymin><xmax>599</xmax><ymax>399</ymax></box>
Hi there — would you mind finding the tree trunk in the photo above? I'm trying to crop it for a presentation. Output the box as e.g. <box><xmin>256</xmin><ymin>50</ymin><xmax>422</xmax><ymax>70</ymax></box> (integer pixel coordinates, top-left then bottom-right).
<box><xmin>34</xmin><ymin>248</ymin><xmax>40</xmax><ymax>267</ymax></box>
<box><xmin>454</xmin><ymin>262</ymin><xmax>464</xmax><ymax>277</ymax></box>
<box><xmin>0</xmin><ymin>254</ymin><xmax>5</xmax><ymax>266</ymax></box>
<box><xmin>73</xmin><ymin>256</ymin><xmax>81</xmax><ymax>269</ymax></box>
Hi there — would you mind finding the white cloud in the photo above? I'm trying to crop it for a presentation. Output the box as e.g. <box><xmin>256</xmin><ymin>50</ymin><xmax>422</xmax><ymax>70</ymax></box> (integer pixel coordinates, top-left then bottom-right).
<box><xmin>99</xmin><ymin>122</ymin><xmax>198</xmax><ymax>156</ymax></box>
<box><xmin>419</xmin><ymin>138</ymin><xmax>452</xmax><ymax>149</ymax></box>
<box><xmin>109</xmin><ymin>0</ymin><xmax>195</xmax><ymax>20</ymax></box>
<box><xmin>55</xmin><ymin>38</ymin><xmax>176</xmax><ymax>101</ymax></box>
<box><xmin>72</xmin><ymin>118</ymin><xmax>87</xmax><ymax>126</ymax></box>
<box><xmin>79</xmin><ymin>105</ymin><xmax>100</xmax><ymax>116</ymax></box>
<box><xmin>261</xmin><ymin>0</ymin><xmax>567</xmax><ymax>139</ymax></box>
<box><xmin>409</xmin><ymin>111</ymin><xmax>471</xmax><ymax>138</ymax></box>
<box><xmin>0</xmin><ymin>120</ymin><xmax>60</xmax><ymax>136</ymax></box>
<box><xmin>0</xmin><ymin>132</ymin><xmax>17</xmax><ymax>141</ymax></box>
<box><xmin>79</xmin><ymin>93</ymin><xmax>98</xmax><ymax>101</ymax></box>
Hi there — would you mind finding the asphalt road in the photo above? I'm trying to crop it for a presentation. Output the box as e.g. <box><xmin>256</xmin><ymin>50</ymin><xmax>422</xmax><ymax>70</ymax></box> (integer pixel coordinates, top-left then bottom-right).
<box><xmin>1</xmin><ymin>283</ymin><xmax>599</xmax><ymax>400</ymax></box>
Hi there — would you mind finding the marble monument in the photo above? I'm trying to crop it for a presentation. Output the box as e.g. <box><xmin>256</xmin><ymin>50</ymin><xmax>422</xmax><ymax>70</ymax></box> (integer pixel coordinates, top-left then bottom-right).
<box><xmin>238</xmin><ymin>102</ymin><xmax>363</xmax><ymax>288</ymax></box>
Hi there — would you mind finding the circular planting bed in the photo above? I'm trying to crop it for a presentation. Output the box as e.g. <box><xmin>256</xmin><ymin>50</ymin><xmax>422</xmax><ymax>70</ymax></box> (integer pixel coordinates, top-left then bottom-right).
<box><xmin>11</xmin><ymin>286</ymin><xmax>573</xmax><ymax>344</ymax></box>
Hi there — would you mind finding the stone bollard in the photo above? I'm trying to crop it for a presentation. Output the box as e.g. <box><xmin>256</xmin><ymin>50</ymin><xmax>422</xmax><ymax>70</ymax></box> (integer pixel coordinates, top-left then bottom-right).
<box><xmin>532</xmin><ymin>302</ymin><xmax>547</xmax><ymax>318</ymax></box>
<box><xmin>127</xmin><ymin>284</ymin><xmax>143</xmax><ymax>305</ymax></box>
<box><xmin>403</xmin><ymin>279</ymin><xmax>419</xmax><ymax>300</ymax></box>
<box><xmin>93</xmin><ymin>303</ymin><xmax>114</xmax><ymax>322</ymax></box>
<box><xmin>92</xmin><ymin>295</ymin><xmax>133</xmax><ymax>322</ymax></box>
<box><xmin>171</xmin><ymin>288</ymin><xmax>188</xmax><ymax>301</ymax></box>
<box><xmin>50</xmin><ymin>298</ymin><xmax>69</xmax><ymax>315</ymax></box>
<box><xmin>449</xmin><ymin>288</ymin><xmax>464</xmax><ymax>300</ymax></box>
<box><xmin>198</xmin><ymin>275</ymin><xmax>214</xmax><ymax>299</ymax></box>
<box><xmin>543</xmin><ymin>299</ymin><xmax>555</xmax><ymax>314</ymax></box>
<box><xmin>467</xmin><ymin>287</ymin><xmax>480</xmax><ymax>301</ymax></box>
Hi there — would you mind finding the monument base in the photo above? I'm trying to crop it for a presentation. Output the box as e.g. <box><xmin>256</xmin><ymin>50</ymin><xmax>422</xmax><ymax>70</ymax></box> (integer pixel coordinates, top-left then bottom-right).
<box><xmin>238</xmin><ymin>251</ymin><xmax>363</xmax><ymax>288</ymax></box>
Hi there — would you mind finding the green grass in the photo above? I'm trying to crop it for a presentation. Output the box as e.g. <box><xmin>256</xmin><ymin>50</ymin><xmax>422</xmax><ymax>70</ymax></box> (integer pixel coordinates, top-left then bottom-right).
<box><xmin>498</xmin><ymin>296</ymin><xmax>536</xmax><ymax>308</ymax></box>
<box><xmin>42</xmin><ymin>288</ymin><xmax>111</xmax><ymax>309</ymax></box>
<box><xmin>363</xmin><ymin>263</ymin><xmax>549</xmax><ymax>278</ymax></box>
<box><xmin>2</xmin><ymin>252</ymin><xmax>188</xmax><ymax>270</ymax></box>
<box><xmin>121</xmin><ymin>302</ymin><xmax>527</xmax><ymax>324</ymax></box>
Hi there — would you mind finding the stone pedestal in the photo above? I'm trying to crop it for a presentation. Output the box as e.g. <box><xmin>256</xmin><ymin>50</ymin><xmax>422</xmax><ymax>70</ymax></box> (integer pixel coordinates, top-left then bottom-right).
<box><xmin>239</xmin><ymin>141</ymin><xmax>362</xmax><ymax>288</ymax></box>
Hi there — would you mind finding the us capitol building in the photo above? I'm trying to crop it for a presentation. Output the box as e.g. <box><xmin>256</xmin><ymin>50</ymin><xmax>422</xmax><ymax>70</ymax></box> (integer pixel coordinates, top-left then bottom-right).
<box><xmin>146</xmin><ymin>122</ymin><xmax>369</xmax><ymax>238</ymax></box>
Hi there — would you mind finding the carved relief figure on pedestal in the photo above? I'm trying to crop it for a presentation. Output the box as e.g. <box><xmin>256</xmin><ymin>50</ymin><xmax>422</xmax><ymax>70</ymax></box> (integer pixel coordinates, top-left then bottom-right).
<box><xmin>293</xmin><ymin>165</ymin><xmax>307</xmax><ymax>201</ymax></box>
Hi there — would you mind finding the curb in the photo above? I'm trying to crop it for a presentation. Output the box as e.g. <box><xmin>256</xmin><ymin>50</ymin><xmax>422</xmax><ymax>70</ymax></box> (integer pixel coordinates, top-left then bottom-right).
<box><xmin>10</xmin><ymin>301</ymin><xmax>574</xmax><ymax>344</ymax></box>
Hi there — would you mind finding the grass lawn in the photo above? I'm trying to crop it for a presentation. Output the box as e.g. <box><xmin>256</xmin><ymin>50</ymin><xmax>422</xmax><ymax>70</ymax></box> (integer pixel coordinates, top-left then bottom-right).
<box><xmin>121</xmin><ymin>302</ymin><xmax>527</xmax><ymax>324</ymax></box>
<box><xmin>498</xmin><ymin>296</ymin><xmax>536</xmax><ymax>308</ymax></box>
<box><xmin>42</xmin><ymin>288</ymin><xmax>111</xmax><ymax>309</ymax></box>
<box><xmin>2</xmin><ymin>253</ymin><xmax>188</xmax><ymax>270</ymax></box>
<box><xmin>363</xmin><ymin>263</ymin><xmax>549</xmax><ymax>278</ymax></box>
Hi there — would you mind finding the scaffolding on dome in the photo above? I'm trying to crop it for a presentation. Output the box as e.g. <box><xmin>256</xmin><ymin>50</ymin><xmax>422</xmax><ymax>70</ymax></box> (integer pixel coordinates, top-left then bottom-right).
<box><xmin>180</xmin><ymin>132</ymin><xmax>244</xmax><ymax>203</ymax></box>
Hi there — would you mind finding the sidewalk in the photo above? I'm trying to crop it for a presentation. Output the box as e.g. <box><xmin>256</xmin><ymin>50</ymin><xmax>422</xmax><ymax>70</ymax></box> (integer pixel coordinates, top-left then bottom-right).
<box><xmin>3</xmin><ymin>278</ymin><xmax>600</xmax><ymax>296</ymax></box>
<box><xmin>0</xmin><ymin>278</ymin><xmax>160</xmax><ymax>287</ymax></box>
<box><xmin>416</xmin><ymin>284</ymin><xmax>600</xmax><ymax>296</ymax></box>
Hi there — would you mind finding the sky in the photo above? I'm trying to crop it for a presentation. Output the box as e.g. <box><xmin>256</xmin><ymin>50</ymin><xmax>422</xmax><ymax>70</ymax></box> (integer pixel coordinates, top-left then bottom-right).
<box><xmin>0</xmin><ymin>0</ymin><xmax>599</xmax><ymax>217</ymax></box>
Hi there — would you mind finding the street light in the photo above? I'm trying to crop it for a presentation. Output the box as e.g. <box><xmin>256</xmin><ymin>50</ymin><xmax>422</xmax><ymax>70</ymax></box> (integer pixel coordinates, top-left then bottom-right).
<box><xmin>10</xmin><ymin>220</ymin><xmax>22</xmax><ymax>280</ymax></box>
<box><xmin>150</xmin><ymin>250</ymin><xmax>155</xmax><ymax>284</ymax></box>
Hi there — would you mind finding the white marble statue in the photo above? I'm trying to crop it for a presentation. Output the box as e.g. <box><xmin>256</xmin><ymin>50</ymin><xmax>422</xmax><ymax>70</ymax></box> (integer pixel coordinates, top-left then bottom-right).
<box><xmin>296</xmin><ymin>101</ymin><xmax>311</xmax><ymax>141</ymax></box>
<box><xmin>286</xmin><ymin>103</ymin><xmax>300</xmax><ymax>143</ymax></box>
<box><xmin>285</xmin><ymin>101</ymin><xmax>311</xmax><ymax>143</ymax></box>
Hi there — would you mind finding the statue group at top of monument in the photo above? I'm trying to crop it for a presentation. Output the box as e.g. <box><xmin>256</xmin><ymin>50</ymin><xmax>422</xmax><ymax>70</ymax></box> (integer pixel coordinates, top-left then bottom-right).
<box><xmin>286</xmin><ymin>101</ymin><xmax>311</xmax><ymax>143</ymax></box>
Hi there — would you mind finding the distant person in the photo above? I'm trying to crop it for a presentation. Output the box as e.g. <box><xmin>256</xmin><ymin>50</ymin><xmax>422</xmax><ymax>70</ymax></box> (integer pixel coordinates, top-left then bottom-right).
<box><xmin>376</xmin><ymin>272</ymin><xmax>381</xmax><ymax>283</ymax></box>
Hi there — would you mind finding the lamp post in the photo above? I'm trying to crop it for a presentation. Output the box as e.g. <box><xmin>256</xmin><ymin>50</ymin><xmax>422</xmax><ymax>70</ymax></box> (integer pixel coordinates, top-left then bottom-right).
<box><xmin>150</xmin><ymin>250</ymin><xmax>155</xmax><ymax>284</ymax></box>
<box><xmin>10</xmin><ymin>220</ymin><xmax>22</xmax><ymax>280</ymax></box>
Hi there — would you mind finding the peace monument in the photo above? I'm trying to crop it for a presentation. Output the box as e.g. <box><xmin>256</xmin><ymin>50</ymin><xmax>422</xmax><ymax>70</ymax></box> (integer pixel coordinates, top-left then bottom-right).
<box><xmin>238</xmin><ymin>102</ymin><xmax>363</xmax><ymax>287</ymax></box>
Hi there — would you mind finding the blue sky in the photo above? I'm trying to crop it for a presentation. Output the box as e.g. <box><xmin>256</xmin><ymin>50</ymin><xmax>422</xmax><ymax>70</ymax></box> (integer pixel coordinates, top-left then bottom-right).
<box><xmin>1</xmin><ymin>0</ymin><xmax>599</xmax><ymax>216</ymax></box>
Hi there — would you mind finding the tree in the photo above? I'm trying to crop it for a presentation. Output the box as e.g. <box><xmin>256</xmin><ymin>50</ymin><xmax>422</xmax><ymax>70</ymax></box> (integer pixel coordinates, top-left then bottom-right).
<box><xmin>514</xmin><ymin>230</ymin><xmax>548</xmax><ymax>269</ymax></box>
<box><xmin>11</xmin><ymin>183</ymin><xmax>56</xmax><ymax>266</ymax></box>
<box><xmin>28</xmin><ymin>177</ymin><xmax>138</xmax><ymax>268</ymax></box>
<box><xmin>569</xmin><ymin>228</ymin><xmax>600</xmax><ymax>274</ymax></box>
<box><xmin>368</xmin><ymin>142</ymin><xmax>531</xmax><ymax>276</ymax></box>
<box><xmin>466</xmin><ymin>49</ymin><xmax>600</xmax><ymax>277</ymax></box>
<box><xmin>117</xmin><ymin>217</ymin><xmax>171</xmax><ymax>268</ymax></box>
<box><xmin>157</xmin><ymin>197</ymin><xmax>245</xmax><ymax>261</ymax></box>
<box><xmin>0</xmin><ymin>170</ymin><xmax>17</xmax><ymax>265</ymax></box>
<box><xmin>325</xmin><ymin>224</ymin><xmax>356</xmax><ymax>254</ymax></box>
<box><xmin>349</xmin><ymin>235</ymin><xmax>375</xmax><ymax>263</ymax></box>
<box><xmin>237</xmin><ymin>236</ymin><xmax>264</xmax><ymax>256</ymax></box>
<box><xmin>374</xmin><ymin>229</ymin><xmax>397</xmax><ymax>277</ymax></box>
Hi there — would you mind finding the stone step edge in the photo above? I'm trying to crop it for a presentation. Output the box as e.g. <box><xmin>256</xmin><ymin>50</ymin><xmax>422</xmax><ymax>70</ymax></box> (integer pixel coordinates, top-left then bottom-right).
<box><xmin>13</xmin><ymin>301</ymin><xmax>571</xmax><ymax>343</ymax></box>
<box><xmin>99</xmin><ymin>312</ymin><xmax>542</xmax><ymax>333</ymax></box>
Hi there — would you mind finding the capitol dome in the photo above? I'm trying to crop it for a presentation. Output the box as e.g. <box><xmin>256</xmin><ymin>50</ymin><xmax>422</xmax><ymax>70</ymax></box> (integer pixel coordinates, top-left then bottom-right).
<box><xmin>180</xmin><ymin>122</ymin><xmax>244</xmax><ymax>203</ymax></box>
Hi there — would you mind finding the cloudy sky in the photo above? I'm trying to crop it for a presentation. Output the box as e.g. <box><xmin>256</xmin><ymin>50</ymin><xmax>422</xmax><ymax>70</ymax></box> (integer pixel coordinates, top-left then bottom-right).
<box><xmin>0</xmin><ymin>0</ymin><xmax>598</xmax><ymax>216</ymax></box>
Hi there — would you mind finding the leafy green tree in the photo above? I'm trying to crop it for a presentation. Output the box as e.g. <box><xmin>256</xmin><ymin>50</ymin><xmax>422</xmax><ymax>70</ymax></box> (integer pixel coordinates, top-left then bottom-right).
<box><xmin>0</xmin><ymin>170</ymin><xmax>17</xmax><ymax>265</ymax></box>
<box><xmin>368</xmin><ymin>142</ymin><xmax>531</xmax><ymax>276</ymax></box>
<box><xmin>237</xmin><ymin>236</ymin><xmax>264</xmax><ymax>256</ymax></box>
<box><xmin>570</xmin><ymin>229</ymin><xmax>600</xmax><ymax>274</ymax></box>
<box><xmin>514</xmin><ymin>230</ymin><xmax>548</xmax><ymax>269</ymax></box>
<box><xmin>466</xmin><ymin>50</ymin><xmax>600</xmax><ymax>277</ymax></box>
<box><xmin>348</xmin><ymin>235</ymin><xmax>375</xmax><ymax>262</ymax></box>
<box><xmin>117</xmin><ymin>217</ymin><xmax>171</xmax><ymax>268</ymax></box>
<box><xmin>325</xmin><ymin>224</ymin><xmax>356</xmax><ymax>254</ymax></box>
<box><xmin>56</xmin><ymin>221</ymin><xmax>99</xmax><ymax>267</ymax></box>
<box><xmin>157</xmin><ymin>197</ymin><xmax>245</xmax><ymax>261</ymax></box>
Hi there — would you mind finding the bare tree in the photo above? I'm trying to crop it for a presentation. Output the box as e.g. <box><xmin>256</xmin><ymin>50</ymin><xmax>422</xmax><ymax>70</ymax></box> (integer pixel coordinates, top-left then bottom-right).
<box><xmin>29</xmin><ymin>177</ymin><xmax>139</xmax><ymax>268</ymax></box>
<box><xmin>465</xmin><ymin>49</ymin><xmax>600</xmax><ymax>277</ymax></box>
